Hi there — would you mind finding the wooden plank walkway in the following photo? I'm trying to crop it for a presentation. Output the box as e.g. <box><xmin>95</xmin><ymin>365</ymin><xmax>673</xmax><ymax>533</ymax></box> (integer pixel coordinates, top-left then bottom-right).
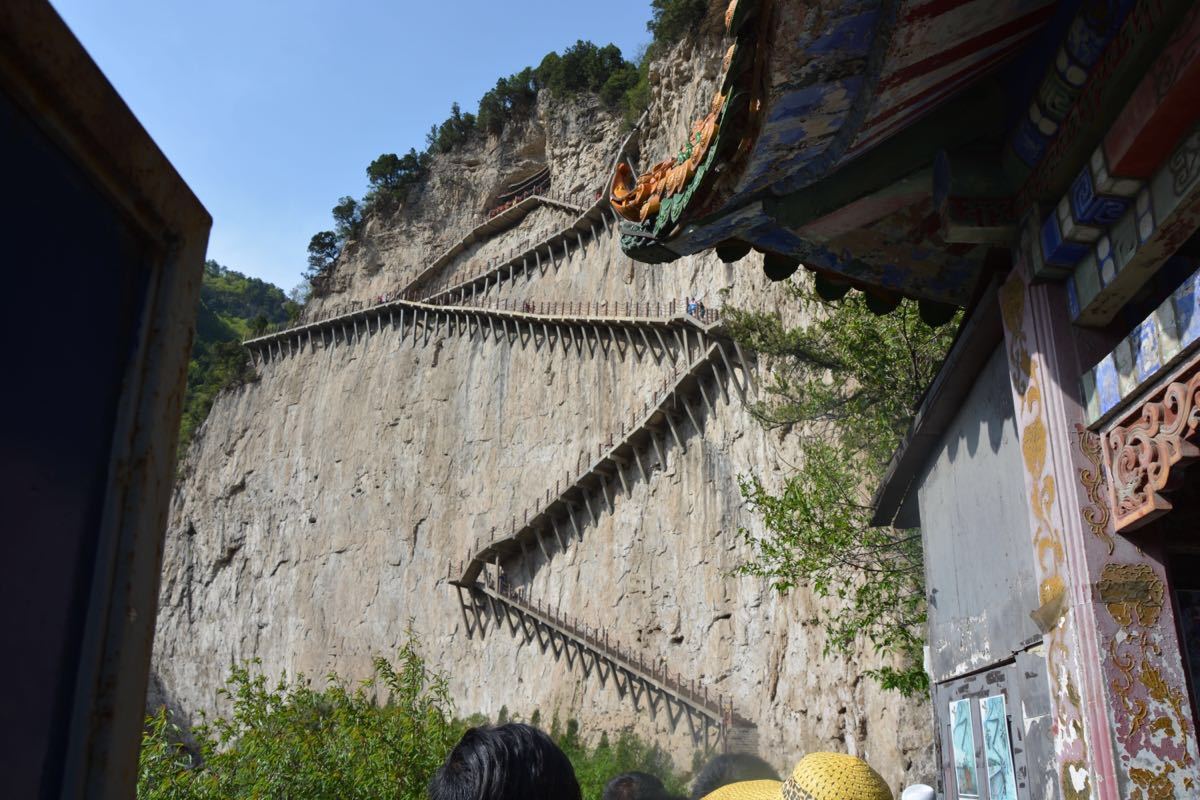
<box><xmin>418</xmin><ymin>198</ymin><xmax>618</xmax><ymax>304</ymax></box>
<box><xmin>242</xmin><ymin>298</ymin><xmax>745</xmax><ymax>374</ymax></box>
<box><xmin>450</xmin><ymin>572</ymin><xmax>755</xmax><ymax>751</ymax></box>
<box><xmin>453</xmin><ymin>333</ymin><xmax>753</xmax><ymax>586</ymax></box>
<box><xmin>405</xmin><ymin>115</ymin><xmax>643</xmax><ymax>301</ymax></box>
<box><xmin>400</xmin><ymin>190</ymin><xmax>594</xmax><ymax>298</ymax></box>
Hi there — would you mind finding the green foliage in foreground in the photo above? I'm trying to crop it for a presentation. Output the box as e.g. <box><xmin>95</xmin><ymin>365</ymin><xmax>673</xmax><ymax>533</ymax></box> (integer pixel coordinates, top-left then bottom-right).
<box><xmin>178</xmin><ymin>261</ymin><xmax>292</xmax><ymax>456</ymax></box>
<box><xmin>554</xmin><ymin>717</ymin><xmax>688</xmax><ymax>800</ymax></box>
<box><xmin>725</xmin><ymin>280</ymin><xmax>959</xmax><ymax>696</ymax></box>
<box><xmin>139</xmin><ymin>638</ymin><xmax>686</xmax><ymax>800</ymax></box>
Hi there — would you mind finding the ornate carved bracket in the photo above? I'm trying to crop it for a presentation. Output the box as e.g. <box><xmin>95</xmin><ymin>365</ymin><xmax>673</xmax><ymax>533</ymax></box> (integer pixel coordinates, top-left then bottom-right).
<box><xmin>1102</xmin><ymin>364</ymin><xmax>1200</xmax><ymax>531</ymax></box>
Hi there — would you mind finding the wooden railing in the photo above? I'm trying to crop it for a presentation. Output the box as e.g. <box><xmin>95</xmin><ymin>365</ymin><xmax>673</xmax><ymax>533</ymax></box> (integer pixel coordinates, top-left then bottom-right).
<box><xmin>454</xmin><ymin>335</ymin><xmax>752</xmax><ymax>585</ymax></box>
<box><xmin>450</xmin><ymin>570</ymin><xmax>752</xmax><ymax>750</ymax></box>
<box><xmin>242</xmin><ymin>297</ymin><xmax>732</xmax><ymax>366</ymax></box>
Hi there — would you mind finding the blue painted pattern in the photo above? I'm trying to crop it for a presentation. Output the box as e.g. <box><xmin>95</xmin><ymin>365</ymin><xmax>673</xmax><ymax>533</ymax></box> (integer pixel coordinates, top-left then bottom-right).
<box><xmin>1040</xmin><ymin>213</ymin><xmax>1091</xmax><ymax>266</ymax></box>
<box><xmin>1069</xmin><ymin>168</ymin><xmax>1129</xmax><ymax>226</ymax></box>
<box><xmin>1082</xmin><ymin>266</ymin><xmax>1200</xmax><ymax>423</ymax></box>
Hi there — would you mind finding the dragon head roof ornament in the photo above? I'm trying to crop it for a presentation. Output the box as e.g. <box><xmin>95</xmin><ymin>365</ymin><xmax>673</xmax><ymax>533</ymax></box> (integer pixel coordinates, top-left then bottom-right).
<box><xmin>609</xmin><ymin>0</ymin><xmax>1061</xmax><ymax>324</ymax></box>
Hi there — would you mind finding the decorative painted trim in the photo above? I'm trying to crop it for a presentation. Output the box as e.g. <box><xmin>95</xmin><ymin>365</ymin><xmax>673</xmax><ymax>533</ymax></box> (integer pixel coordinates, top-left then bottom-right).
<box><xmin>1014</xmin><ymin>0</ymin><xmax>1183</xmax><ymax>207</ymax></box>
<box><xmin>1006</xmin><ymin>0</ymin><xmax>1138</xmax><ymax>171</ymax></box>
<box><xmin>1082</xmin><ymin>265</ymin><xmax>1200</xmax><ymax>423</ymax></box>
<box><xmin>1100</xmin><ymin>358</ymin><xmax>1200</xmax><ymax>531</ymax></box>
<box><xmin>1069</xmin><ymin>121</ymin><xmax>1200</xmax><ymax>326</ymax></box>
<box><xmin>999</xmin><ymin>269</ymin><xmax>1100</xmax><ymax>799</ymax></box>
<box><xmin>612</xmin><ymin>0</ymin><xmax>771</xmax><ymax>261</ymax></box>
<box><xmin>1076</xmin><ymin>425</ymin><xmax>1115</xmax><ymax>555</ymax></box>
<box><xmin>1104</xmin><ymin>4</ymin><xmax>1200</xmax><ymax>178</ymax></box>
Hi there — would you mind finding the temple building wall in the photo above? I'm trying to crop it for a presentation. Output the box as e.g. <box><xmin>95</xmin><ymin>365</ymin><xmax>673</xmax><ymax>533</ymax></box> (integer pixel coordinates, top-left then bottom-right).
<box><xmin>912</xmin><ymin>346</ymin><xmax>1056</xmax><ymax>798</ymax></box>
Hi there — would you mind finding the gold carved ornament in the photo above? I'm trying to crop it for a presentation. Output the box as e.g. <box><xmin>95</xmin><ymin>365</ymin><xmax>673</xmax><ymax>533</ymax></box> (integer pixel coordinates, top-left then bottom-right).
<box><xmin>1102</xmin><ymin>372</ymin><xmax>1200</xmax><ymax>531</ymax></box>
<box><xmin>1076</xmin><ymin>425</ymin><xmax>1115</xmax><ymax>553</ymax></box>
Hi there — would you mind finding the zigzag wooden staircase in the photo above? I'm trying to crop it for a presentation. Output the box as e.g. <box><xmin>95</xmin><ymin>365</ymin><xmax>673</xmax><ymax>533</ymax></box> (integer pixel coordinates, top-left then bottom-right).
<box><xmin>449</xmin><ymin>566</ymin><xmax>757</xmax><ymax>753</ymax></box>
<box><xmin>240</xmin><ymin>115</ymin><xmax>763</xmax><ymax>750</ymax></box>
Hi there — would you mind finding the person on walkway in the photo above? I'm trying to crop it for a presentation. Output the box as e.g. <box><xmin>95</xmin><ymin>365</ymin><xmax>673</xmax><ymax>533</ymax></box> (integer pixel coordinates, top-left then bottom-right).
<box><xmin>697</xmin><ymin>753</ymin><xmax>891</xmax><ymax>800</ymax></box>
<box><xmin>603</xmin><ymin>771</ymin><xmax>683</xmax><ymax>800</ymax></box>
<box><xmin>690</xmin><ymin>754</ymin><xmax>779</xmax><ymax>800</ymax></box>
<box><xmin>428</xmin><ymin>723</ymin><xmax>581</xmax><ymax>800</ymax></box>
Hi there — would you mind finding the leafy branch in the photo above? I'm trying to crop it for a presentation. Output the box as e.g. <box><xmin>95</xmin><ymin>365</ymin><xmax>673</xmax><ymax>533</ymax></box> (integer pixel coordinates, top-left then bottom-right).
<box><xmin>726</xmin><ymin>279</ymin><xmax>958</xmax><ymax>696</ymax></box>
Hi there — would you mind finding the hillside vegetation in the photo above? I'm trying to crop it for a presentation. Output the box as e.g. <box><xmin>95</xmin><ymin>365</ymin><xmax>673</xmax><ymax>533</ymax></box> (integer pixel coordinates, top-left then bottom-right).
<box><xmin>178</xmin><ymin>261</ymin><xmax>294</xmax><ymax>455</ymax></box>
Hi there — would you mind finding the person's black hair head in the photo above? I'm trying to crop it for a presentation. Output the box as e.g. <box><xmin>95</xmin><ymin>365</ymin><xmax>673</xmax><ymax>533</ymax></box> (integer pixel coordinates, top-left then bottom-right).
<box><xmin>603</xmin><ymin>770</ymin><xmax>682</xmax><ymax>800</ymax></box>
<box><xmin>690</xmin><ymin>754</ymin><xmax>780</xmax><ymax>800</ymax></box>
<box><xmin>428</xmin><ymin>723</ymin><xmax>581</xmax><ymax>800</ymax></box>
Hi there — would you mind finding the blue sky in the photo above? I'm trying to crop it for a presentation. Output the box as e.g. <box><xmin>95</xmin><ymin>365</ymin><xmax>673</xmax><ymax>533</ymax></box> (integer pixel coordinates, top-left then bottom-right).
<box><xmin>50</xmin><ymin>1</ymin><xmax>653</xmax><ymax>292</ymax></box>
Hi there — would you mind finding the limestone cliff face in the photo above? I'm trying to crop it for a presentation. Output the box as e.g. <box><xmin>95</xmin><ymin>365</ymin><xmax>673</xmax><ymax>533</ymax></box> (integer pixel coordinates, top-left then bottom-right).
<box><xmin>154</xmin><ymin>38</ymin><xmax>934</xmax><ymax>790</ymax></box>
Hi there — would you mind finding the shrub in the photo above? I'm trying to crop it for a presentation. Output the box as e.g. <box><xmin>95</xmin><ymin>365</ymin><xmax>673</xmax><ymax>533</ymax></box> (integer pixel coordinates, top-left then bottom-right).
<box><xmin>138</xmin><ymin>644</ymin><xmax>690</xmax><ymax>800</ymax></box>
<box><xmin>138</xmin><ymin>636</ymin><xmax>462</xmax><ymax>799</ymax></box>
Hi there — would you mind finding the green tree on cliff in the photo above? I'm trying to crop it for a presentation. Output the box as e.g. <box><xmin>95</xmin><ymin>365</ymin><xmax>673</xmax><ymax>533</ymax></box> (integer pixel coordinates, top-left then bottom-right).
<box><xmin>725</xmin><ymin>280</ymin><xmax>958</xmax><ymax>696</ymax></box>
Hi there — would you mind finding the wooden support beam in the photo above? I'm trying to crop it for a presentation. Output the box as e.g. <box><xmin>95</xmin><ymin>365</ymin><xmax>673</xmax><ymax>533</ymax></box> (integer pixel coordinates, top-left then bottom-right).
<box><xmin>732</xmin><ymin>339</ymin><xmax>755</xmax><ymax>396</ymax></box>
<box><xmin>680</xmin><ymin>394</ymin><xmax>702</xmax><ymax>438</ymax></box>
<box><xmin>654</xmin><ymin>327</ymin><xmax>671</xmax><ymax>363</ymax></box>
<box><xmin>550</xmin><ymin>518</ymin><xmax>567</xmax><ymax>552</ymax></box>
<box><xmin>613</xmin><ymin>458</ymin><xmax>630</xmax><ymax>494</ymax></box>
<box><xmin>599</xmin><ymin>477</ymin><xmax>614</xmax><ymax>514</ymax></box>
<box><xmin>632</xmin><ymin>447</ymin><xmax>648</xmax><ymax>482</ymax></box>
<box><xmin>716</xmin><ymin>343</ymin><xmax>746</xmax><ymax>403</ymax></box>
<box><xmin>582</xmin><ymin>490</ymin><xmax>598</xmax><ymax>526</ymax></box>
<box><xmin>711</xmin><ymin>360</ymin><xmax>729</xmax><ymax>404</ymax></box>
<box><xmin>649</xmin><ymin>430</ymin><xmax>667</xmax><ymax>468</ymax></box>
<box><xmin>639</xmin><ymin>327</ymin><xmax>661</xmax><ymax>365</ymax></box>
<box><xmin>663</xmin><ymin>411</ymin><xmax>686</xmax><ymax>453</ymax></box>
<box><xmin>696</xmin><ymin>372</ymin><xmax>716</xmax><ymax>416</ymax></box>
<box><xmin>456</xmin><ymin>586</ymin><xmax>475</xmax><ymax>640</ymax></box>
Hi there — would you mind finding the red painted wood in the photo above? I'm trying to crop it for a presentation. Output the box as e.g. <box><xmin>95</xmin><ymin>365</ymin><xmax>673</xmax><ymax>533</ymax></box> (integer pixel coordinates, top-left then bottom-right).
<box><xmin>1103</xmin><ymin>7</ymin><xmax>1200</xmax><ymax>177</ymax></box>
<box><xmin>877</xmin><ymin>4</ymin><xmax>1056</xmax><ymax>92</ymax></box>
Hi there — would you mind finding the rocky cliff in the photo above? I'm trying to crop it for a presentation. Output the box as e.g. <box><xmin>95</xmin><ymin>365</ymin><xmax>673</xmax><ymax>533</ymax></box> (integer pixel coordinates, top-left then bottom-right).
<box><xmin>153</xmin><ymin>36</ymin><xmax>934</xmax><ymax>791</ymax></box>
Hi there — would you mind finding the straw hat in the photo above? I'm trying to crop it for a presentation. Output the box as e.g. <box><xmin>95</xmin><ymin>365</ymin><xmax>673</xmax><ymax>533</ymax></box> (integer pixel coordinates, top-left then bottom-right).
<box><xmin>700</xmin><ymin>753</ymin><xmax>893</xmax><ymax>800</ymax></box>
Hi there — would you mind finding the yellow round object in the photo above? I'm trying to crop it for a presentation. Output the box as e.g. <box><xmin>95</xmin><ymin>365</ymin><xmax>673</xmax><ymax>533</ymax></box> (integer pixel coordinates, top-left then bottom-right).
<box><xmin>701</xmin><ymin>779</ymin><xmax>784</xmax><ymax>800</ymax></box>
<box><xmin>783</xmin><ymin>753</ymin><xmax>892</xmax><ymax>800</ymax></box>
